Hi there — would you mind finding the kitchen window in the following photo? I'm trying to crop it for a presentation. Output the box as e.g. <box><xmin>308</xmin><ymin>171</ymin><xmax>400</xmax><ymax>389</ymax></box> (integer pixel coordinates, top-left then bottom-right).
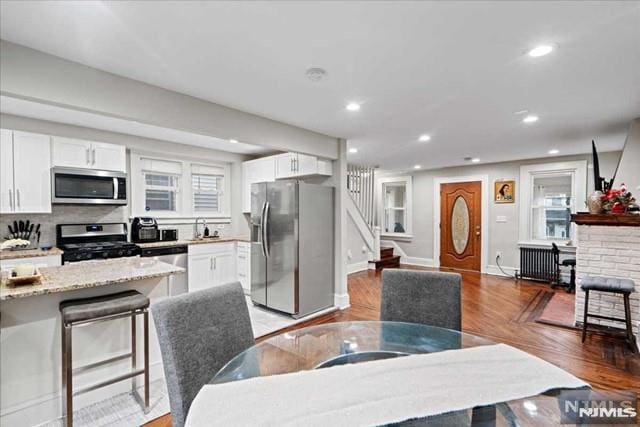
<box><xmin>377</xmin><ymin>175</ymin><xmax>413</xmax><ymax>238</ymax></box>
<box><xmin>131</xmin><ymin>153</ymin><xmax>231</xmax><ymax>220</ymax></box>
<box><xmin>191</xmin><ymin>164</ymin><xmax>225</xmax><ymax>213</ymax></box>
<box><xmin>144</xmin><ymin>173</ymin><xmax>179</xmax><ymax>212</ymax></box>
<box><xmin>519</xmin><ymin>161</ymin><xmax>587</xmax><ymax>243</ymax></box>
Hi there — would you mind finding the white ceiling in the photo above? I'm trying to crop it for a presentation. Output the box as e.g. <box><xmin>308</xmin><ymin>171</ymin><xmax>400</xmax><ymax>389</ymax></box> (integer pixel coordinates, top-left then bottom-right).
<box><xmin>1</xmin><ymin>1</ymin><xmax>639</xmax><ymax>170</ymax></box>
<box><xmin>0</xmin><ymin>96</ymin><xmax>270</xmax><ymax>155</ymax></box>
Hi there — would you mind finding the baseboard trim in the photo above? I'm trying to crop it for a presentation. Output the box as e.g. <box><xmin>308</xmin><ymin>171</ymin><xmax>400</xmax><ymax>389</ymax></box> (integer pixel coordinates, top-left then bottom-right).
<box><xmin>347</xmin><ymin>260</ymin><xmax>369</xmax><ymax>274</ymax></box>
<box><xmin>402</xmin><ymin>257</ymin><xmax>436</xmax><ymax>267</ymax></box>
<box><xmin>334</xmin><ymin>292</ymin><xmax>350</xmax><ymax>309</ymax></box>
<box><xmin>485</xmin><ymin>264</ymin><xmax>518</xmax><ymax>278</ymax></box>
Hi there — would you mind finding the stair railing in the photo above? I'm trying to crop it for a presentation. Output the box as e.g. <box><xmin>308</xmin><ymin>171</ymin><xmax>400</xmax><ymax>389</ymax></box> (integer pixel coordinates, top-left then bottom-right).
<box><xmin>347</xmin><ymin>164</ymin><xmax>376</xmax><ymax>229</ymax></box>
<box><xmin>347</xmin><ymin>164</ymin><xmax>380</xmax><ymax>260</ymax></box>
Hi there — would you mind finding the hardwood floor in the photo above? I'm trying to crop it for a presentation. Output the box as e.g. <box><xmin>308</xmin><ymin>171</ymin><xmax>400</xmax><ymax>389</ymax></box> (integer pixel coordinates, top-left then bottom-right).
<box><xmin>146</xmin><ymin>266</ymin><xmax>639</xmax><ymax>426</ymax></box>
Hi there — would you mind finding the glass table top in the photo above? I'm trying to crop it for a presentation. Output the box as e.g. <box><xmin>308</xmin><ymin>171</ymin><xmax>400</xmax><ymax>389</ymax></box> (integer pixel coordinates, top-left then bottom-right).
<box><xmin>211</xmin><ymin>321</ymin><xmax>586</xmax><ymax>426</ymax></box>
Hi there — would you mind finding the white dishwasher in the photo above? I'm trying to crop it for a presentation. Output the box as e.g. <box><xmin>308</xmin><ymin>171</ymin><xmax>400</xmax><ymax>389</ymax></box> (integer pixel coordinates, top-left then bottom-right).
<box><xmin>140</xmin><ymin>245</ymin><xmax>188</xmax><ymax>296</ymax></box>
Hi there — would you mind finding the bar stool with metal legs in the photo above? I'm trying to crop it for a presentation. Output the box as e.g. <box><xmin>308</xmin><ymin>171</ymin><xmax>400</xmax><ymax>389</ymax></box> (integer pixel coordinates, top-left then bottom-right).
<box><xmin>60</xmin><ymin>290</ymin><xmax>150</xmax><ymax>426</ymax></box>
<box><xmin>580</xmin><ymin>275</ymin><xmax>637</xmax><ymax>353</ymax></box>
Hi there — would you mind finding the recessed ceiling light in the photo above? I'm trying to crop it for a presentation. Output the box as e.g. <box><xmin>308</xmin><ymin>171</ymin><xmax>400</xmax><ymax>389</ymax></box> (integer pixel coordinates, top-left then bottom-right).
<box><xmin>522</xmin><ymin>115</ymin><xmax>539</xmax><ymax>123</ymax></box>
<box><xmin>229</xmin><ymin>139</ymin><xmax>239</xmax><ymax>143</ymax></box>
<box><xmin>471</xmin><ymin>158</ymin><xmax>480</xmax><ymax>163</ymax></box>
<box><xmin>414</xmin><ymin>165</ymin><xmax>422</xmax><ymax>169</ymax></box>
<box><xmin>528</xmin><ymin>45</ymin><xmax>554</xmax><ymax>57</ymax></box>
<box><xmin>549</xmin><ymin>149</ymin><xmax>559</xmax><ymax>154</ymax></box>
<box><xmin>346</xmin><ymin>102</ymin><xmax>361</xmax><ymax>111</ymax></box>
<box><xmin>348</xmin><ymin>148</ymin><xmax>358</xmax><ymax>154</ymax></box>
<box><xmin>418</xmin><ymin>134</ymin><xmax>431</xmax><ymax>142</ymax></box>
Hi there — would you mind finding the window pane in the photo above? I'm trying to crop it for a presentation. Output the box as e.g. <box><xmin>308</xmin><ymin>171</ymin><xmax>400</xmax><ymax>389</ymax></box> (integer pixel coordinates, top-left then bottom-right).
<box><xmin>146</xmin><ymin>189</ymin><xmax>176</xmax><ymax>211</ymax></box>
<box><xmin>384</xmin><ymin>208</ymin><xmax>406</xmax><ymax>233</ymax></box>
<box><xmin>145</xmin><ymin>173</ymin><xmax>178</xmax><ymax>187</ymax></box>
<box><xmin>384</xmin><ymin>184</ymin><xmax>406</xmax><ymax>209</ymax></box>
<box><xmin>531</xmin><ymin>174</ymin><xmax>573</xmax><ymax>240</ymax></box>
<box><xmin>193</xmin><ymin>174</ymin><xmax>222</xmax><ymax>212</ymax></box>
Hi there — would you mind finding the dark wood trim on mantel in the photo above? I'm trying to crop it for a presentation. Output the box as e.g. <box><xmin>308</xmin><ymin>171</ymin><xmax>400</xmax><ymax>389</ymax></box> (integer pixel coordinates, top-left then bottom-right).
<box><xmin>571</xmin><ymin>213</ymin><xmax>640</xmax><ymax>227</ymax></box>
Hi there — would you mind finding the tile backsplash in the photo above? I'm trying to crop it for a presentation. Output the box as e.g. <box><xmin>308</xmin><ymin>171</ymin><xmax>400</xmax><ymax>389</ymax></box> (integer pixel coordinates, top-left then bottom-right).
<box><xmin>1</xmin><ymin>205</ymin><xmax>234</xmax><ymax>246</ymax></box>
<box><xmin>1</xmin><ymin>205</ymin><xmax>127</xmax><ymax>246</ymax></box>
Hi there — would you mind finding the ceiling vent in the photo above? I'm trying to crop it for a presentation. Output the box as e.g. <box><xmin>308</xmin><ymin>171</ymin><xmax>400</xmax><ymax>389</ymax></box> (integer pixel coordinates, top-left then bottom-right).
<box><xmin>306</xmin><ymin>67</ymin><xmax>327</xmax><ymax>82</ymax></box>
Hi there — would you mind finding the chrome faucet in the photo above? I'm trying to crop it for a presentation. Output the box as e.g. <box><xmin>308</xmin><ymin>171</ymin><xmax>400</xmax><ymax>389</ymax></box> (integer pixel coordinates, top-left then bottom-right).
<box><xmin>194</xmin><ymin>217</ymin><xmax>207</xmax><ymax>239</ymax></box>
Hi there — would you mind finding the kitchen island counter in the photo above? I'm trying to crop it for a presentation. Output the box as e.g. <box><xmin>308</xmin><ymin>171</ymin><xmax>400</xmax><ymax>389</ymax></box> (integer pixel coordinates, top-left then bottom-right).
<box><xmin>0</xmin><ymin>247</ymin><xmax>64</xmax><ymax>261</ymax></box>
<box><xmin>0</xmin><ymin>256</ymin><xmax>184</xmax><ymax>300</ymax></box>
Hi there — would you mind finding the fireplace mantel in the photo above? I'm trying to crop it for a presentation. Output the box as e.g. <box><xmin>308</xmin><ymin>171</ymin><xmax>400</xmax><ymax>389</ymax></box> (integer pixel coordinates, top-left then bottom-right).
<box><xmin>571</xmin><ymin>213</ymin><xmax>640</xmax><ymax>227</ymax></box>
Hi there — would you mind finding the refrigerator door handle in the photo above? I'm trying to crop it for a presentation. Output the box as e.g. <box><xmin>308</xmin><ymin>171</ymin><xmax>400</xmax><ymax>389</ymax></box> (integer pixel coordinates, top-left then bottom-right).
<box><xmin>263</xmin><ymin>201</ymin><xmax>271</xmax><ymax>258</ymax></box>
<box><xmin>260</xmin><ymin>201</ymin><xmax>267</xmax><ymax>257</ymax></box>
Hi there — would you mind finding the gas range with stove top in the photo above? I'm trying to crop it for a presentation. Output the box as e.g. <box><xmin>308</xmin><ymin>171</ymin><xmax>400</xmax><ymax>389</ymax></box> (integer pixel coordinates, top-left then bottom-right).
<box><xmin>57</xmin><ymin>223</ymin><xmax>141</xmax><ymax>263</ymax></box>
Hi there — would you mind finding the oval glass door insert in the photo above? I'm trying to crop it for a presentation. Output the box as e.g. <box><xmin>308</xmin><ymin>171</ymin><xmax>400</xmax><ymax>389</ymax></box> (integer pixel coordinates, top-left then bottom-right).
<box><xmin>451</xmin><ymin>196</ymin><xmax>470</xmax><ymax>254</ymax></box>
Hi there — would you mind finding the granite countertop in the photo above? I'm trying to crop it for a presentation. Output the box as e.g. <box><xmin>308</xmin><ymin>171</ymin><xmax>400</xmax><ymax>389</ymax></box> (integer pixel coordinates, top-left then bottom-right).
<box><xmin>0</xmin><ymin>256</ymin><xmax>184</xmax><ymax>300</ymax></box>
<box><xmin>0</xmin><ymin>247</ymin><xmax>64</xmax><ymax>261</ymax></box>
<box><xmin>137</xmin><ymin>236</ymin><xmax>250</xmax><ymax>249</ymax></box>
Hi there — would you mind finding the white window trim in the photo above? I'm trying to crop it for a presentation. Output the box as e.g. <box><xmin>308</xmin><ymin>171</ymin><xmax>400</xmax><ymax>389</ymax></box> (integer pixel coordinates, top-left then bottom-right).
<box><xmin>130</xmin><ymin>152</ymin><xmax>231</xmax><ymax>220</ymax></box>
<box><xmin>518</xmin><ymin>160</ymin><xmax>587</xmax><ymax>244</ymax></box>
<box><xmin>377</xmin><ymin>175</ymin><xmax>413</xmax><ymax>238</ymax></box>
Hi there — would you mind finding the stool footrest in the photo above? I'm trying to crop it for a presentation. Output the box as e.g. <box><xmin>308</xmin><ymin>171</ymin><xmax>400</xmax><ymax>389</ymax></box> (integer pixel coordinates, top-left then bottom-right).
<box><xmin>73</xmin><ymin>368</ymin><xmax>146</xmax><ymax>397</ymax></box>
<box><xmin>73</xmin><ymin>353</ymin><xmax>133</xmax><ymax>374</ymax></box>
<box><xmin>586</xmin><ymin>313</ymin><xmax>627</xmax><ymax>323</ymax></box>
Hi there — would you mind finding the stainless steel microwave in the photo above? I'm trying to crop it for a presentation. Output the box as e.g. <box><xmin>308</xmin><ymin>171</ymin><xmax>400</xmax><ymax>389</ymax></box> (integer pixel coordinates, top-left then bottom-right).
<box><xmin>51</xmin><ymin>167</ymin><xmax>127</xmax><ymax>205</ymax></box>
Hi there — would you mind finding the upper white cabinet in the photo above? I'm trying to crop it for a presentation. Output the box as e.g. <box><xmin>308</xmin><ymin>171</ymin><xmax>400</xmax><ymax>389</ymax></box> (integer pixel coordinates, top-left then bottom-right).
<box><xmin>242</xmin><ymin>152</ymin><xmax>332</xmax><ymax>212</ymax></box>
<box><xmin>242</xmin><ymin>157</ymin><xmax>276</xmax><ymax>213</ymax></box>
<box><xmin>0</xmin><ymin>129</ymin><xmax>52</xmax><ymax>214</ymax></box>
<box><xmin>275</xmin><ymin>153</ymin><xmax>332</xmax><ymax>179</ymax></box>
<box><xmin>52</xmin><ymin>137</ymin><xmax>126</xmax><ymax>172</ymax></box>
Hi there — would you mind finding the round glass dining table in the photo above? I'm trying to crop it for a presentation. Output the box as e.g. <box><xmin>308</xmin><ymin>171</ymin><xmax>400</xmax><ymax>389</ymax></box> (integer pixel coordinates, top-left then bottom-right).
<box><xmin>211</xmin><ymin>321</ymin><xmax>578</xmax><ymax>426</ymax></box>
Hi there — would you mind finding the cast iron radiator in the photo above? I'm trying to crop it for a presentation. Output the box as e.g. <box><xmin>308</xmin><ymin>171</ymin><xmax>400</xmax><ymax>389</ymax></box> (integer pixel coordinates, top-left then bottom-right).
<box><xmin>518</xmin><ymin>247</ymin><xmax>559</xmax><ymax>283</ymax></box>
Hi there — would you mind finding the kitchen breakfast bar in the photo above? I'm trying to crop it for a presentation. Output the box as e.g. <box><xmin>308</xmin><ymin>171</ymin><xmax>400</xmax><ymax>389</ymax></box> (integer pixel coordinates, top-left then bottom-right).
<box><xmin>0</xmin><ymin>256</ymin><xmax>184</xmax><ymax>426</ymax></box>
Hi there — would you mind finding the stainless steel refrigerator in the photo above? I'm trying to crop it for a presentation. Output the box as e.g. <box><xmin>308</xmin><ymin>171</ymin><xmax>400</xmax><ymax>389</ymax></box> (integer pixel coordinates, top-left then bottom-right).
<box><xmin>251</xmin><ymin>180</ymin><xmax>334</xmax><ymax>318</ymax></box>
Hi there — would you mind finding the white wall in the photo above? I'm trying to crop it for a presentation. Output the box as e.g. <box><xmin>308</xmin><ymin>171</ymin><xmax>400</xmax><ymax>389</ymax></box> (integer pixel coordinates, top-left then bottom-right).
<box><xmin>346</xmin><ymin>214</ymin><xmax>370</xmax><ymax>272</ymax></box>
<box><xmin>0</xmin><ymin>40</ymin><xmax>339</xmax><ymax>159</ymax></box>
<box><xmin>616</xmin><ymin>117</ymin><xmax>640</xmax><ymax>193</ymax></box>
<box><xmin>381</xmin><ymin>151</ymin><xmax>621</xmax><ymax>271</ymax></box>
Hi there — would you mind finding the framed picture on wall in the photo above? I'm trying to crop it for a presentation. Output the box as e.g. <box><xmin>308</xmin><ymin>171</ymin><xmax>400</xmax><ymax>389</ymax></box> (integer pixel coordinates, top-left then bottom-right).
<box><xmin>494</xmin><ymin>180</ymin><xmax>515</xmax><ymax>203</ymax></box>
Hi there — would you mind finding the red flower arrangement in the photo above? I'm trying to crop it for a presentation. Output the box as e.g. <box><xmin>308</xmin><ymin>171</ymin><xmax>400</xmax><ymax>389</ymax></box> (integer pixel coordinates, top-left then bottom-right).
<box><xmin>601</xmin><ymin>184</ymin><xmax>635</xmax><ymax>214</ymax></box>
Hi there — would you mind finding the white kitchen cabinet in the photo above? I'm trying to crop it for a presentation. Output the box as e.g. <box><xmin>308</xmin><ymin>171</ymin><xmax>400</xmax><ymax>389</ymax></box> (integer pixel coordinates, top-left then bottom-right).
<box><xmin>0</xmin><ymin>130</ymin><xmax>51</xmax><ymax>214</ymax></box>
<box><xmin>242</xmin><ymin>157</ymin><xmax>276</xmax><ymax>213</ymax></box>
<box><xmin>91</xmin><ymin>141</ymin><xmax>127</xmax><ymax>172</ymax></box>
<box><xmin>236</xmin><ymin>241</ymin><xmax>251</xmax><ymax>294</ymax></box>
<box><xmin>187</xmin><ymin>242</ymin><xmax>237</xmax><ymax>292</ymax></box>
<box><xmin>51</xmin><ymin>137</ymin><xmax>91</xmax><ymax>169</ymax></box>
<box><xmin>242</xmin><ymin>153</ymin><xmax>332</xmax><ymax>213</ymax></box>
<box><xmin>52</xmin><ymin>137</ymin><xmax>126</xmax><ymax>172</ymax></box>
<box><xmin>275</xmin><ymin>153</ymin><xmax>319</xmax><ymax>179</ymax></box>
<box><xmin>0</xmin><ymin>129</ymin><xmax>14</xmax><ymax>213</ymax></box>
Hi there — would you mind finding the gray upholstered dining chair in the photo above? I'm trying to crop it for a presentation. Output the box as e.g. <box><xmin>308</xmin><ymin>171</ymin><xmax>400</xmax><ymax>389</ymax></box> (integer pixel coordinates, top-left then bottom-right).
<box><xmin>152</xmin><ymin>282</ymin><xmax>255</xmax><ymax>427</ymax></box>
<box><xmin>381</xmin><ymin>269</ymin><xmax>462</xmax><ymax>330</ymax></box>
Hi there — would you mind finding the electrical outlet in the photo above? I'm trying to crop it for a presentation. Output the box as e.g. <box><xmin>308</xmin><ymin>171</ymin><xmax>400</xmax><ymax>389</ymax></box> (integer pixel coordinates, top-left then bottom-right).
<box><xmin>347</xmin><ymin>249</ymin><xmax>353</xmax><ymax>260</ymax></box>
<box><xmin>362</xmin><ymin>246</ymin><xmax>368</xmax><ymax>253</ymax></box>
<box><xmin>496</xmin><ymin>251</ymin><xmax>502</xmax><ymax>260</ymax></box>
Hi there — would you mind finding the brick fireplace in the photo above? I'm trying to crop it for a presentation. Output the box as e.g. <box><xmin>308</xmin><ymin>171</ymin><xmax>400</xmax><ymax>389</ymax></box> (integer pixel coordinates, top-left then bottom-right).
<box><xmin>573</xmin><ymin>214</ymin><xmax>640</xmax><ymax>334</ymax></box>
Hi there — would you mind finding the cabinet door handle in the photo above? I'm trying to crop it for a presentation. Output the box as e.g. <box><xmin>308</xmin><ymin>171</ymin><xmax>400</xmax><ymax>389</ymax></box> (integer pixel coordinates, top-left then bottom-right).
<box><xmin>92</xmin><ymin>148</ymin><xmax>96</xmax><ymax>166</ymax></box>
<box><xmin>86</xmin><ymin>148</ymin><xmax>91</xmax><ymax>165</ymax></box>
<box><xmin>8</xmin><ymin>189</ymin><xmax>13</xmax><ymax>210</ymax></box>
<box><xmin>214</xmin><ymin>257</ymin><xmax>217</xmax><ymax>269</ymax></box>
<box><xmin>16</xmin><ymin>189</ymin><xmax>20</xmax><ymax>209</ymax></box>
<box><xmin>290</xmin><ymin>157</ymin><xmax>294</xmax><ymax>172</ymax></box>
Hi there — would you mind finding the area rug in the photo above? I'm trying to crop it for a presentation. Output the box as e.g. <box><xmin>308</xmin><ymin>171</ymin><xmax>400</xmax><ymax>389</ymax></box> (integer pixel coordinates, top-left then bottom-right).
<box><xmin>535</xmin><ymin>291</ymin><xmax>577</xmax><ymax>329</ymax></box>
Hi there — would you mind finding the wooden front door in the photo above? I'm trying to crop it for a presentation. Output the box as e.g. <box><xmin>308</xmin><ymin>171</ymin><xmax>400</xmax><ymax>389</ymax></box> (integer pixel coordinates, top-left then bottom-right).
<box><xmin>440</xmin><ymin>181</ymin><xmax>482</xmax><ymax>271</ymax></box>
